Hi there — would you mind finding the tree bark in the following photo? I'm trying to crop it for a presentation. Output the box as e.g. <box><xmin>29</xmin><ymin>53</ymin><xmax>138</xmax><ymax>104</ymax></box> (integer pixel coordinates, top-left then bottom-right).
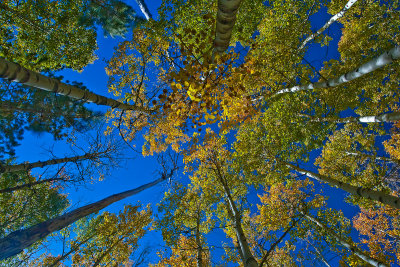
<box><xmin>259</xmin><ymin>219</ymin><xmax>298</xmax><ymax>266</ymax></box>
<box><xmin>213</xmin><ymin>161</ymin><xmax>258</xmax><ymax>267</ymax></box>
<box><xmin>344</xmin><ymin>152</ymin><xmax>395</xmax><ymax>164</ymax></box>
<box><xmin>302</xmin><ymin>111</ymin><xmax>400</xmax><ymax>124</ymax></box>
<box><xmin>274</xmin><ymin>46</ymin><xmax>400</xmax><ymax>95</ymax></box>
<box><xmin>305</xmin><ymin>240</ymin><xmax>332</xmax><ymax>267</ymax></box>
<box><xmin>195</xmin><ymin>213</ymin><xmax>203</xmax><ymax>267</ymax></box>
<box><xmin>0</xmin><ymin>177</ymin><xmax>164</xmax><ymax>260</ymax></box>
<box><xmin>286</xmin><ymin>162</ymin><xmax>400</xmax><ymax>210</ymax></box>
<box><xmin>0</xmin><ymin>57</ymin><xmax>149</xmax><ymax>112</ymax></box>
<box><xmin>299</xmin><ymin>0</ymin><xmax>358</xmax><ymax>50</ymax></box>
<box><xmin>0</xmin><ymin>152</ymin><xmax>101</xmax><ymax>174</ymax></box>
<box><xmin>214</xmin><ymin>0</ymin><xmax>243</xmax><ymax>53</ymax></box>
<box><xmin>303</xmin><ymin>213</ymin><xmax>388</xmax><ymax>267</ymax></box>
<box><xmin>134</xmin><ymin>0</ymin><xmax>152</xmax><ymax>20</ymax></box>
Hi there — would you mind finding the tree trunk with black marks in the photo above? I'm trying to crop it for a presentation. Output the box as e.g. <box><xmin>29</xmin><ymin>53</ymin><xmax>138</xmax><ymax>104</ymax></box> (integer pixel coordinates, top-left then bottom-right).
<box><xmin>286</xmin><ymin>162</ymin><xmax>400</xmax><ymax>210</ymax></box>
<box><xmin>214</xmin><ymin>0</ymin><xmax>242</xmax><ymax>53</ymax></box>
<box><xmin>0</xmin><ymin>57</ymin><xmax>149</xmax><ymax>112</ymax></box>
<box><xmin>274</xmin><ymin>46</ymin><xmax>400</xmax><ymax>95</ymax></box>
<box><xmin>299</xmin><ymin>0</ymin><xmax>358</xmax><ymax>50</ymax></box>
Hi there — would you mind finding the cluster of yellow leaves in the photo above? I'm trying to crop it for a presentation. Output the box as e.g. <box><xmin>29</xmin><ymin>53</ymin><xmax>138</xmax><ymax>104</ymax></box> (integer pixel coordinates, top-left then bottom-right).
<box><xmin>0</xmin><ymin>0</ymin><xmax>98</xmax><ymax>72</ymax></box>
<box><xmin>257</xmin><ymin>180</ymin><xmax>324</xmax><ymax>230</ymax></box>
<box><xmin>267</xmin><ymin>242</ymin><xmax>297</xmax><ymax>267</ymax></box>
<box><xmin>353</xmin><ymin>205</ymin><xmax>400</xmax><ymax>264</ymax></box>
<box><xmin>71</xmin><ymin>205</ymin><xmax>152</xmax><ymax>266</ymax></box>
<box><xmin>151</xmin><ymin>235</ymin><xmax>210</xmax><ymax>267</ymax></box>
<box><xmin>105</xmin><ymin>12</ymin><xmax>261</xmax><ymax>156</ymax></box>
<box><xmin>316</xmin><ymin>124</ymin><xmax>389</xmax><ymax>192</ymax></box>
<box><xmin>384</xmin><ymin>120</ymin><xmax>400</xmax><ymax>161</ymax></box>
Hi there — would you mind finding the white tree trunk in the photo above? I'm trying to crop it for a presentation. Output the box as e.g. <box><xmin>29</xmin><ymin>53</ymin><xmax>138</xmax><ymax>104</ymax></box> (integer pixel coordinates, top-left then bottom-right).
<box><xmin>345</xmin><ymin>152</ymin><xmax>394</xmax><ymax>163</ymax></box>
<box><xmin>0</xmin><ymin>57</ymin><xmax>149</xmax><ymax>112</ymax></box>
<box><xmin>303</xmin><ymin>111</ymin><xmax>400</xmax><ymax>123</ymax></box>
<box><xmin>214</xmin><ymin>0</ymin><xmax>243</xmax><ymax>53</ymax></box>
<box><xmin>299</xmin><ymin>0</ymin><xmax>358</xmax><ymax>50</ymax></box>
<box><xmin>225</xmin><ymin>193</ymin><xmax>258</xmax><ymax>267</ymax></box>
<box><xmin>214</xmin><ymin>162</ymin><xmax>258</xmax><ymax>267</ymax></box>
<box><xmin>357</xmin><ymin>112</ymin><xmax>400</xmax><ymax>123</ymax></box>
<box><xmin>274</xmin><ymin>46</ymin><xmax>400</xmax><ymax>95</ymax></box>
<box><xmin>304</xmin><ymin>213</ymin><xmax>388</xmax><ymax>267</ymax></box>
<box><xmin>134</xmin><ymin>0</ymin><xmax>152</xmax><ymax>20</ymax></box>
<box><xmin>286</xmin><ymin>163</ymin><xmax>400</xmax><ymax>210</ymax></box>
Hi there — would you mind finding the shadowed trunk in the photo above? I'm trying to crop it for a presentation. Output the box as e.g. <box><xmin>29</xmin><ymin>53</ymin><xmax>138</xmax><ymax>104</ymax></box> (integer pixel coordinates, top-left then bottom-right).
<box><xmin>0</xmin><ymin>152</ymin><xmax>101</xmax><ymax>174</ymax></box>
<box><xmin>0</xmin><ymin>177</ymin><xmax>164</xmax><ymax>260</ymax></box>
<box><xmin>214</xmin><ymin>0</ymin><xmax>242</xmax><ymax>53</ymax></box>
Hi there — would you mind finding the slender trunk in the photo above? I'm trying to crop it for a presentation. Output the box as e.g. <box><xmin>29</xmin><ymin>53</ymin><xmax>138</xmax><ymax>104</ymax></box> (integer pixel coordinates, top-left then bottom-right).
<box><xmin>134</xmin><ymin>0</ymin><xmax>152</xmax><ymax>20</ymax></box>
<box><xmin>286</xmin><ymin>162</ymin><xmax>400</xmax><ymax>209</ymax></box>
<box><xmin>305</xmin><ymin>240</ymin><xmax>332</xmax><ymax>267</ymax></box>
<box><xmin>273</xmin><ymin>46</ymin><xmax>400</xmax><ymax>95</ymax></box>
<box><xmin>303</xmin><ymin>213</ymin><xmax>388</xmax><ymax>267</ymax></box>
<box><xmin>0</xmin><ymin>57</ymin><xmax>149</xmax><ymax>112</ymax></box>
<box><xmin>0</xmin><ymin>152</ymin><xmax>101</xmax><ymax>174</ymax></box>
<box><xmin>213</xmin><ymin>161</ymin><xmax>258</xmax><ymax>267</ymax></box>
<box><xmin>299</xmin><ymin>0</ymin><xmax>358</xmax><ymax>50</ymax></box>
<box><xmin>302</xmin><ymin>112</ymin><xmax>400</xmax><ymax>124</ymax></box>
<box><xmin>259</xmin><ymin>219</ymin><xmax>298</xmax><ymax>266</ymax></box>
<box><xmin>195</xmin><ymin>212</ymin><xmax>203</xmax><ymax>267</ymax></box>
<box><xmin>0</xmin><ymin>177</ymin><xmax>164</xmax><ymax>260</ymax></box>
<box><xmin>0</xmin><ymin>177</ymin><xmax>66</xmax><ymax>194</ymax></box>
<box><xmin>344</xmin><ymin>152</ymin><xmax>395</xmax><ymax>163</ymax></box>
<box><xmin>214</xmin><ymin>0</ymin><xmax>243</xmax><ymax>53</ymax></box>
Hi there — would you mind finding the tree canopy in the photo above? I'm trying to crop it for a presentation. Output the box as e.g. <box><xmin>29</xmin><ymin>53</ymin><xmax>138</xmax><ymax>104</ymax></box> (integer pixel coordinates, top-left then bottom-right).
<box><xmin>1</xmin><ymin>0</ymin><xmax>400</xmax><ymax>266</ymax></box>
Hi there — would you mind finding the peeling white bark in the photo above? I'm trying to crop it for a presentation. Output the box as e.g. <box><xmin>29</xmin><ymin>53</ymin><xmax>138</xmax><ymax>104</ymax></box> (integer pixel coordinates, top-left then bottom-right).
<box><xmin>287</xmin><ymin>163</ymin><xmax>400</xmax><ymax>210</ymax></box>
<box><xmin>299</xmin><ymin>0</ymin><xmax>358</xmax><ymax>50</ymax></box>
<box><xmin>304</xmin><ymin>112</ymin><xmax>400</xmax><ymax>124</ymax></box>
<box><xmin>274</xmin><ymin>46</ymin><xmax>400</xmax><ymax>95</ymax></box>
<box><xmin>134</xmin><ymin>0</ymin><xmax>152</xmax><ymax>20</ymax></box>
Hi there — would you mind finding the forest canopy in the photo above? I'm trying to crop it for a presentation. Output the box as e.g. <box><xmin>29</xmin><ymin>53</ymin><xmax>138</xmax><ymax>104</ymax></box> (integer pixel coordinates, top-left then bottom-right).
<box><xmin>0</xmin><ymin>0</ymin><xmax>400</xmax><ymax>266</ymax></box>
